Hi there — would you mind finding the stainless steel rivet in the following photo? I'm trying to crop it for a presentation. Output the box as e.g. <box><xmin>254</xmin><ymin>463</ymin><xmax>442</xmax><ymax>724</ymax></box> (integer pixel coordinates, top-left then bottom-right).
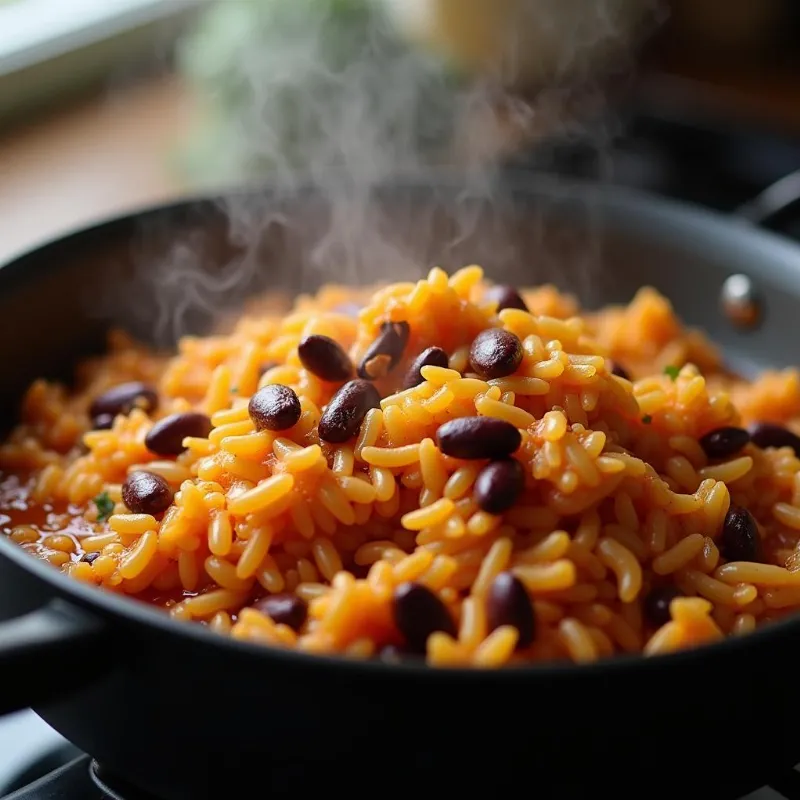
<box><xmin>721</xmin><ymin>274</ymin><xmax>761</xmax><ymax>329</ymax></box>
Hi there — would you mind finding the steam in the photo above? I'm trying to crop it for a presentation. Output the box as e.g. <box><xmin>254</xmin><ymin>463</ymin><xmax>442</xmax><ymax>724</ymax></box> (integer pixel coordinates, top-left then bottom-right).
<box><xmin>116</xmin><ymin>0</ymin><xmax>662</xmax><ymax>346</ymax></box>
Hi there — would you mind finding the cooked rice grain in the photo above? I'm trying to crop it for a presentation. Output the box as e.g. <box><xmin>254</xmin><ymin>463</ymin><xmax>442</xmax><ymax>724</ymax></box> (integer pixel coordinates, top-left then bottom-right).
<box><xmin>3</xmin><ymin>267</ymin><xmax>800</xmax><ymax>666</ymax></box>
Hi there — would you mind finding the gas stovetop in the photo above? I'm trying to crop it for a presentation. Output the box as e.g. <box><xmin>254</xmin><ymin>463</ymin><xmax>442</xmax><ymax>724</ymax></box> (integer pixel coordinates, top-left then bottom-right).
<box><xmin>4</xmin><ymin>730</ymin><xmax>800</xmax><ymax>800</ymax></box>
<box><xmin>3</xmin><ymin>92</ymin><xmax>800</xmax><ymax>800</ymax></box>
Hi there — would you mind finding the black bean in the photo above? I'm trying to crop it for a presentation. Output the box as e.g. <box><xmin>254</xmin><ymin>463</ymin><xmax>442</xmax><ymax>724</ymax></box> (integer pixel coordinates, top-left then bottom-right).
<box><xmin>298</xmin><ymin>335</ymin><xmax>353</xmax><ymax>382</ymax></box>
<box><xmin>486</xmin><ymin>571</ymin><xmax>535</xmax><ymax>648</ymax></box>
<box><xmin>469</xmin><ymin>328</ymin><xmax>523</xmax><ymax>380</ymax></box>
<box><xmin>357</xmin><ymin>321</ymin><xmax>410</xmax><ymax>380</ymax></box>
<box><xmin>643</xmin><ymin>585</ymin><xmax>683</xmax><ymax>628</ymax></box>
<box><xmin>749</xmin><ymin>422</ymin><xmax>800</xmax><ymax>457</ymax></box>
<box><xmin>436</xmin><ymin>417</ymin><xmax>521</xmax><ymax>460</ymax></box>
<box><xmin>402</xmin><ymin>346</ymin><xmax>450</xmax><ymax>390</ymax></box>
<box><xmin>145</xmin><ymin>412</ymin><xmax>212</xmax><ymax>456</ymax></box>
<box><xmin>474</xmin><ymin>459</ymin><xmax>525</xmax><ymax>514</ymax></box>
<box><xmin>392</xmin><ymin>581</ymin><xmax>456</xmax><ymax>653</ymax></box>
<box><xmin>89</xmin><ymin>382</ymin><xmax>158</xmax><ymax>419</ymax></box>
<box><xmin>698</xmin><ymin>426</ymin><xmax>750</xmax><ymax>460</ymax></box>
<box><xmin>248</xmin><ymin>385</ymin><xmax>302</xmax><ymax>432</ymax></box>
<box><xmin>122</xmin><ymin>470</ymin><xmax>174</xmax><ymax>515</ymax></box>
<box><xmin>254</xmin><ymin>594</ymin><xmax>307</xmax><ymax>632</ymax></box>
<box><xmin>485</xmin><ymin>284</ymin><xmax>529</xmax><ymax>312</ymax></box>
<box><xmin>80</xmin><ymin>552</ymin><xmax>100</xmax><ymax>564</ymax></box>
<box><xmin>318</xmin><ymin>379</ymin><xmax>381</xmax><ymax>443</ymax></box>
<box><xmin>610</xmin><ymin>361</ymin><xmax>631</xmax><ymax>381</ymax></box>
<box><xmin>92</xmin><ymin>413</ymin><xmax>115</xmax><ymax>431</ymax></box>
<box><xmin>720</xmin><ymin>505</ymin><xmax>764</xmax><ymax>563</ymax></box>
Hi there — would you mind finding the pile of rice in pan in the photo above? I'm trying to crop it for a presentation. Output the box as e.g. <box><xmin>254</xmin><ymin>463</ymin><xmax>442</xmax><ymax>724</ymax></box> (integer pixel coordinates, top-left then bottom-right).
<box><xmin>3</xmin><ymin>265</ymin><xmax>800</xmax><ymax>667</ymax></box>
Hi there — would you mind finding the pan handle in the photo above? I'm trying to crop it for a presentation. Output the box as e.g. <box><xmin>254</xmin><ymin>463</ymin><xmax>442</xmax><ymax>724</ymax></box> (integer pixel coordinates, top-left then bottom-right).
<box><xmin>734</xmin><ymin>168</ymin><xmax>800</xmax><ymax>230</ymax></box>
<box><xmin>0</xmin><ymin>599</ymin><xmax>110</xmax><ymax>715</ymax></box>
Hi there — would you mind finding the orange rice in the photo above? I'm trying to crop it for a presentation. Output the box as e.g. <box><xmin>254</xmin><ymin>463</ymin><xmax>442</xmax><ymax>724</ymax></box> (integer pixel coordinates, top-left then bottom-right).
<box><xmin>3</xmin><ymin>264</ymin><xmax>800</xmax><ymax>667</ymax></box>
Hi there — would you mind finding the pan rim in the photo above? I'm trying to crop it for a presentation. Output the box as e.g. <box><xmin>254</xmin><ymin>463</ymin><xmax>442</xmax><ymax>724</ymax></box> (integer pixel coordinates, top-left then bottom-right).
<box><xmin>2</xmin><ymin>171</ymin><xmax>800</xmax><ymax>681</ymax></box>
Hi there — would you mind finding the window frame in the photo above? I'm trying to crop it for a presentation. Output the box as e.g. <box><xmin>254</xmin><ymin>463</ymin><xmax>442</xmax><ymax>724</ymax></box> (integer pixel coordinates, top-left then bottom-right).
<box><xmin>0</xmin><ymin>0</ymin><xmax>203</xmax><ymax>126</ymax></box>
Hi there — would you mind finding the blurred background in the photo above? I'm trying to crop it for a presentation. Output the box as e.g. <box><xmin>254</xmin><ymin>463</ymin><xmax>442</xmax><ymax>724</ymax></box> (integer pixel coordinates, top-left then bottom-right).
<box><xmin>1</xmin><ymin>0</ymin><xmax>800</xmax><ymax>265</ymax></box>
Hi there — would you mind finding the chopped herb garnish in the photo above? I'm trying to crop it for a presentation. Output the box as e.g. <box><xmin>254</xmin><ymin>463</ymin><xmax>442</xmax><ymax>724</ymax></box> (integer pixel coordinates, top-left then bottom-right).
<box><xmin>664</xmin><ymin>365</ymin><xmax>680</xmax><ymax>381</ymax></box>
<box><xmin>93</xmin><ymin>491</ymin><xmax>114</xmax><ymax>522</ymax></box>
<box><xmin>231</xmin><ymin>386</ymin><xmax>238</xmax><ymax>393</ymax></box>
<box><xmin>642</xmin><ymin>415</ymin><xmax>652</xmax><ymax>425</ymax></box>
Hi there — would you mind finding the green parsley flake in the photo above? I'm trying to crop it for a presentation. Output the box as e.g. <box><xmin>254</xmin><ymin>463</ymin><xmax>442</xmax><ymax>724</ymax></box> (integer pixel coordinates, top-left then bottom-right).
<box><xmin>664</xmin><ymin>365</ymin><xmax>680</xmax><ymax>381</ymax></box>
<box><xmin>93</xmin><ymin>491</ymin><xmax>114</xmax><ymax>522</ymax></box>
<box><xmin>642</xmin><ymin>415</ymin><xmax>652</xmax><ymax>425</ymax></box>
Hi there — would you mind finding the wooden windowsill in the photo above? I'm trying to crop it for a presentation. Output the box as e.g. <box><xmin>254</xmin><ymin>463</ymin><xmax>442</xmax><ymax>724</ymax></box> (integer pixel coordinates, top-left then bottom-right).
<box><xmin>0</xmin><ymin>74</ymin><xmax>194</xmax><ymax>265</ymax></box>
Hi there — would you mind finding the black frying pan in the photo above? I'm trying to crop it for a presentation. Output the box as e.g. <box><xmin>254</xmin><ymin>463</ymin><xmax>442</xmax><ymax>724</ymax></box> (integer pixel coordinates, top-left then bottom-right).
<box><xmin>1</xmin><ymin>173</ymin><xmax>800</xmax><ymax>800</ymax></box>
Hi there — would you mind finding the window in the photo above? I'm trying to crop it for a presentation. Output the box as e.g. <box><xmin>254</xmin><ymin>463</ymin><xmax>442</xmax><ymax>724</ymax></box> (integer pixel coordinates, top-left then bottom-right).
<box><xmin>0</xmin><ymin>0</ymin><xmax>201</xmax><ymax>124</ymax></box>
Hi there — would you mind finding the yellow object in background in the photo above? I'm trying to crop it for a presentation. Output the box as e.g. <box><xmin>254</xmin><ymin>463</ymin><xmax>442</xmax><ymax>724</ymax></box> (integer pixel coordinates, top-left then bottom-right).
<box><xmin>382</xmin><ymin>0</ymin><xmax>651</xmax><ymax>88</ymax></box>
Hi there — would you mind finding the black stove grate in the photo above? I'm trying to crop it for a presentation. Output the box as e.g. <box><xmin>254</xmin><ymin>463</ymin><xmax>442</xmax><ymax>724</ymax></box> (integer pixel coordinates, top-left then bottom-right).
<box><xmin>4</xmin><ymin>757</ymin><xmax>162</xmax><ymax>800</ymax></box>
<box><xmin>90</xmin><ymin>761</ymin><xmax>161</xmax><ymax>800</ymax></box>
<box><xmin>767</xmin><ymin>770</ymin><xmax>800</xmax><ymax>800</ymax></box>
